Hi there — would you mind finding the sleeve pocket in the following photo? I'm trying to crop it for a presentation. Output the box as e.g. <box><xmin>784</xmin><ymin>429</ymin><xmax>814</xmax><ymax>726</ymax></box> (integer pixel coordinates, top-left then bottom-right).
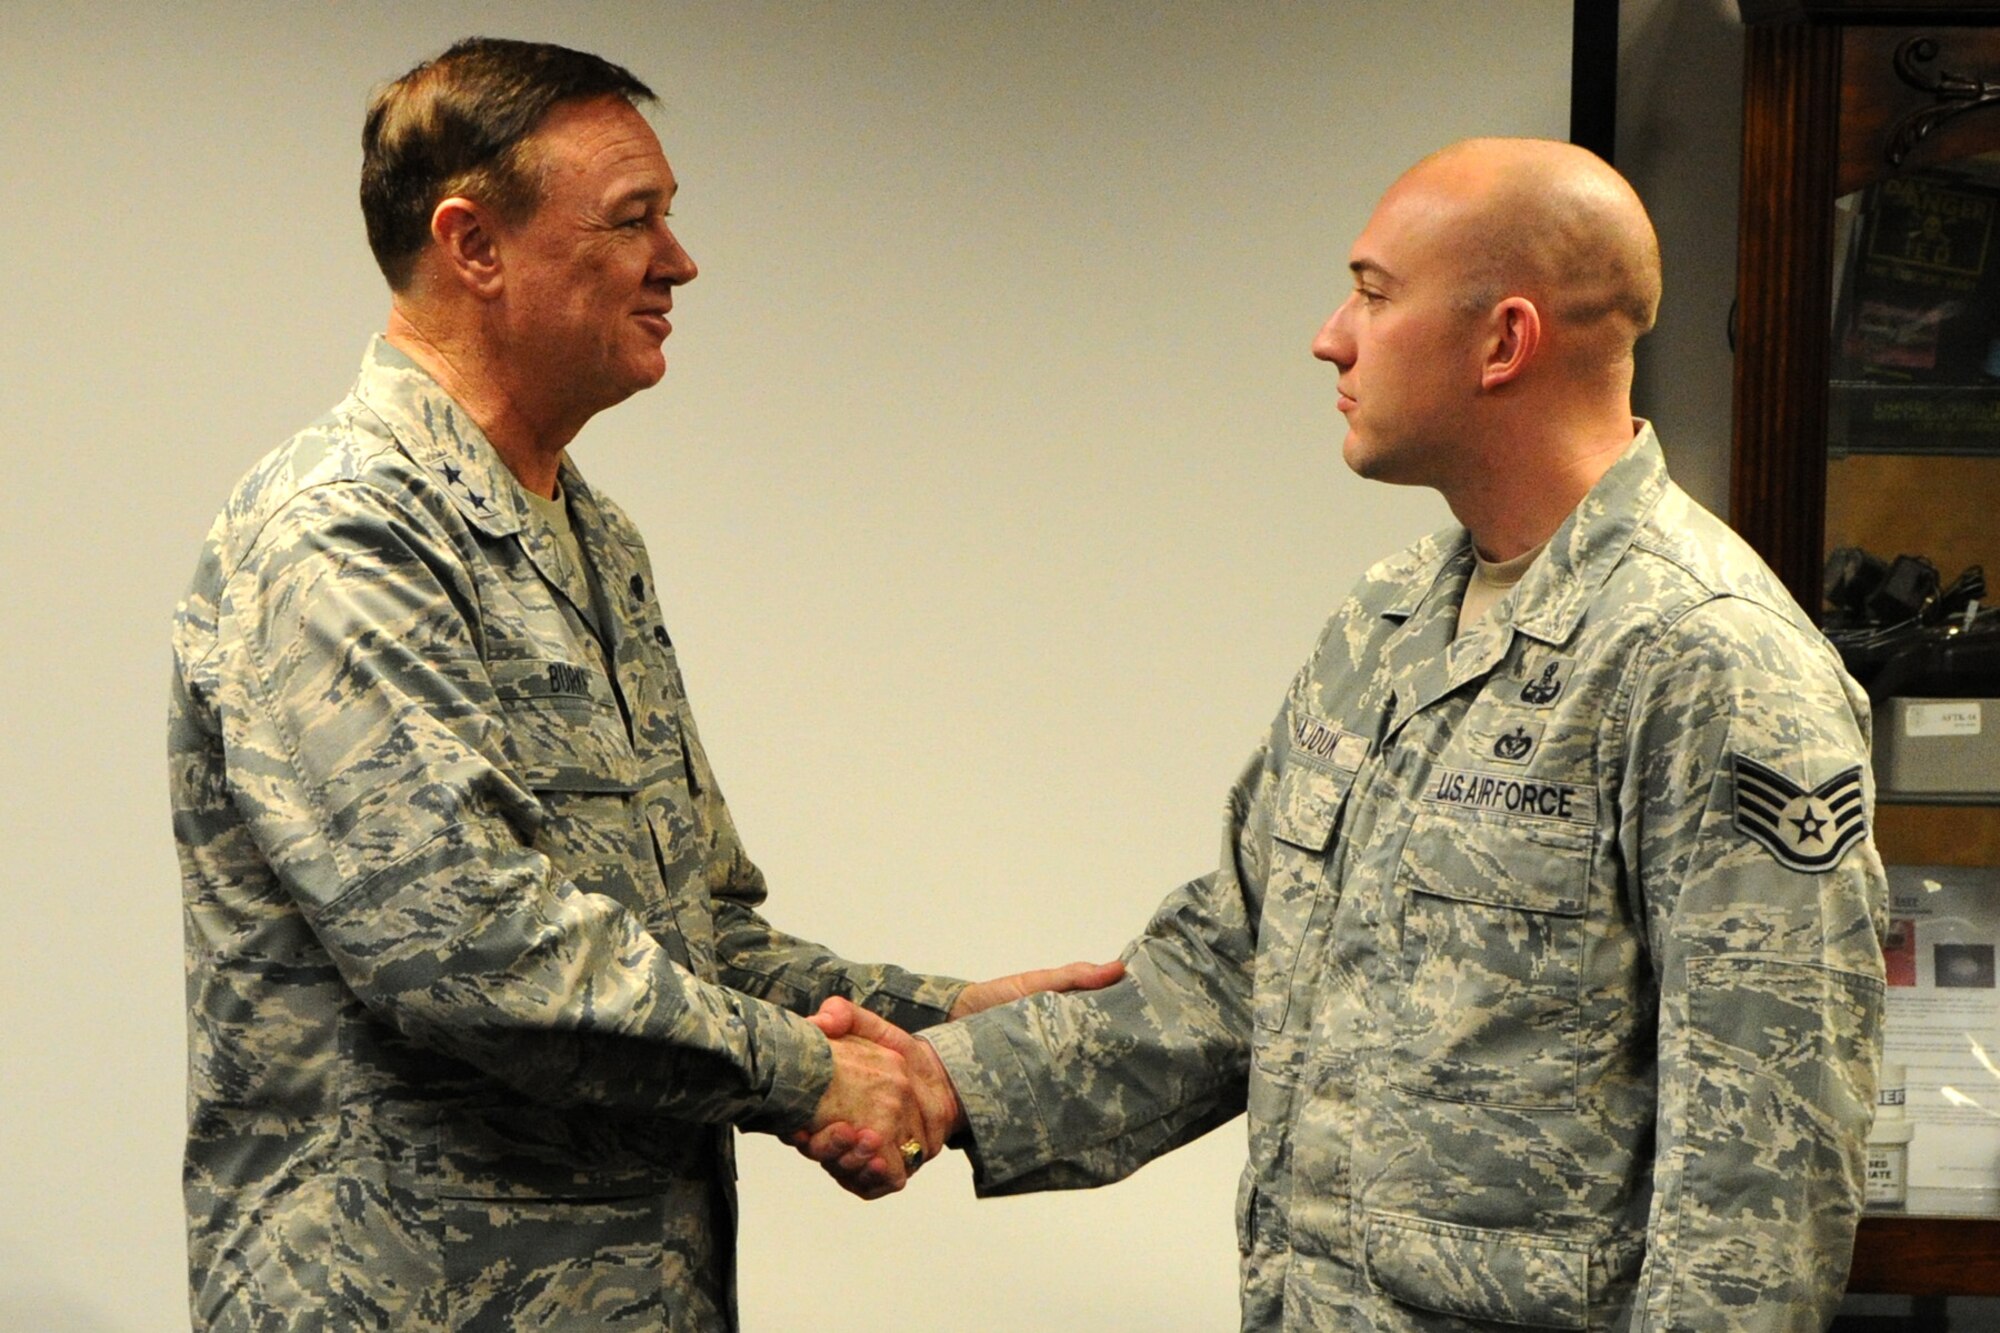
<box><xmin>1673</xmin><ymin>955</ymin><xmax>1883</xmax><ymax>1317</ymax></box>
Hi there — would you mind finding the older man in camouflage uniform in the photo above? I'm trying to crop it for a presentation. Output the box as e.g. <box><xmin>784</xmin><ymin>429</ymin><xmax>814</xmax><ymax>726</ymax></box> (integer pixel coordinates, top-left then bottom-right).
<box><xmin>806</xmin><ymin>139</ymin><xmax>1887</xmax><ymax>1329</ymax></box>
<box><xmin>168</xmin><ymin>38</ymin><xmax>1119</xmax><ymax>1332</ymax></box>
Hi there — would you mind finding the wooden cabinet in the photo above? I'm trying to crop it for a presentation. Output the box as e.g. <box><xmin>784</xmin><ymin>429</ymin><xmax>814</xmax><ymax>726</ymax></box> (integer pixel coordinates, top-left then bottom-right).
<box><xmin>1734</xmin><ymin>0</ymin><xmax>2000</xmax><ymax>1299</ymax></box>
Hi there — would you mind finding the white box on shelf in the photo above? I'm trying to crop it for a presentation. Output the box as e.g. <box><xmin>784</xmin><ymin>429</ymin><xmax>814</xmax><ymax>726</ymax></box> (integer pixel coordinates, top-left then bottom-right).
<box><xmin>1875</xmin><ymin>698</ymin><xmax>2000</xmax><ymax>799</ymax></box>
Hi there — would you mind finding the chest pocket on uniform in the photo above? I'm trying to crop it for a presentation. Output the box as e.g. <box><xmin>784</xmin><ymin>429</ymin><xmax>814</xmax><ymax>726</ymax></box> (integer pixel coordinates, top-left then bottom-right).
<box><xmin>492</xmin><ymin>659</ymin><xmax>651</xmax><ymax>916</ymax></box>
<box><xmin>1255</xmin><ymin>762</ymin><xmax>1356</xmax><ymax>1032</ymax></box>
<box><xmin>1389</xmin><ymin>808</ymin><xmax>1591</xmax><ymax>1108</ymax></box>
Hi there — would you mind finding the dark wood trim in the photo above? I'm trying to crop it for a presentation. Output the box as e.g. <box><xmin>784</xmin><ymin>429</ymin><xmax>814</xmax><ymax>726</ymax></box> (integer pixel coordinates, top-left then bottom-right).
<box><xmin>1729</xmin><ymin>20</ymin><xmax>1844</xmax><ymax>614</ymax></box>
<box><xmin>1848</xmin><ymin>1215</ymin><xmax>2000</xmax><ymax>1292</ymax></box>
<box><xmin>1742</xmin><ymin>1</ymin><xmax>2000</xmax><ymax>24</ymax></box>
<box><xmin>1839</xmin><ymin>25</ymin><xmax>2000</xmax><ymax>193</ymax></box>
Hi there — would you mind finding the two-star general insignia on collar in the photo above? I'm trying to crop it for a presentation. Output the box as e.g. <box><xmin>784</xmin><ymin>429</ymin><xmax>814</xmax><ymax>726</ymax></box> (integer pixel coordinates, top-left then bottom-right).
<box><xmin>439</xmin><ymin>461</ymin><xmax>491</xmax><ymax>514</ymax></box>
<box><xmin>1732</xmin><ymin>754</ymin><xmax>1867</xmax><ymax>873</ymax></box>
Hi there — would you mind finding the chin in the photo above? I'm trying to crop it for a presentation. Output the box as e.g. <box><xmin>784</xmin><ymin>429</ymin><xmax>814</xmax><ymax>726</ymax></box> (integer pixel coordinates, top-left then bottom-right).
<box><xmin>1342</xmin><ymin>433</ymin><xmax>1423</xmax><ymax>487</ymax></box>
<box><xmin>623</xmin><ymin>356</ymin><xmax>668</xmax><ymax>393</ymax></box>
<box><xmin>1340</xmin><ymin>431</ymin><xmax>1379</xmax><ymax>479</ymax></box>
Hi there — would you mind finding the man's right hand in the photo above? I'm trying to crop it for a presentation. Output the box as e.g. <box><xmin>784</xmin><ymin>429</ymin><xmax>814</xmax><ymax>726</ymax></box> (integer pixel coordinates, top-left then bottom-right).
<box><xmin>806</xmin><ymin>1018</ymin><xmax>942</xmax><ymax>1200</ymax></box>
<box><xmin>797</xmin><ymin>998</ymin><xmax>965</xmax><ymax>1199</ymax></box>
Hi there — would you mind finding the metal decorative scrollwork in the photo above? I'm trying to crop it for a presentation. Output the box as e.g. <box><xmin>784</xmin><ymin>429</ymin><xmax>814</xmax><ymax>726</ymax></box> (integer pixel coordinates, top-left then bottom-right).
<box><xmin>1888</xmin><ymin>36</ymin><xmax>2000</xmax><ymax>168</ymax></box>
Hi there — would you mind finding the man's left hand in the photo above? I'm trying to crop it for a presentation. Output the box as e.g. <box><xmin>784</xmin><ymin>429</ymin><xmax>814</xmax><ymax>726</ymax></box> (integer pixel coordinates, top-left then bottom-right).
<box><xmin>949</xmin><ymin>958</ymin><xmax>1125</xmax><ymax>1020</ymax></box>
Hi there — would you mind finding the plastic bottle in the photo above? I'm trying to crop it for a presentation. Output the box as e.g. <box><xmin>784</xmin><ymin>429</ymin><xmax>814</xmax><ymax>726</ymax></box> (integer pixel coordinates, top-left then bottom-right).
<box><xmin>1865</xmin><ymin>1063</ymin><xmax>1914</xmax><ymax>1210</ymax></box>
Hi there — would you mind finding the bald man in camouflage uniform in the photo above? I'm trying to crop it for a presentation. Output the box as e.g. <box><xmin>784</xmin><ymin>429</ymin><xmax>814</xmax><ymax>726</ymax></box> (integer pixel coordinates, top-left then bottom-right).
<box><xmin>169</xmin><ymin>38</ymin><xmax>1118</xmax><ymax>1332</ymax></box>
<box><xmin>806</xmin><ymin>140</ymin><xmax>1887</xmax><ymax>1329</ymax></box>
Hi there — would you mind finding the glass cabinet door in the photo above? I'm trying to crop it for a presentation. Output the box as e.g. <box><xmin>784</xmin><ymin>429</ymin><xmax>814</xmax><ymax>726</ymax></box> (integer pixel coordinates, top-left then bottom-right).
<box><xmin>1825</xmin><ymin>149</ymin><xmax>2000</xmax><ymax>1219</ymax></box>
<box><xmin>1736</xmin><ymin>9</ymin><xmax>2000</xmax><ymax>1290</ymax></box>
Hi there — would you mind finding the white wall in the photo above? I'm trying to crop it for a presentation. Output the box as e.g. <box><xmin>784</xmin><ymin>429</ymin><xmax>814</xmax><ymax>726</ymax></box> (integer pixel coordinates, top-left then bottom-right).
<box><xmin>0</xmin><ymin>3</ymin><xmax>1576</xmax><ymax>1328</ymax></box>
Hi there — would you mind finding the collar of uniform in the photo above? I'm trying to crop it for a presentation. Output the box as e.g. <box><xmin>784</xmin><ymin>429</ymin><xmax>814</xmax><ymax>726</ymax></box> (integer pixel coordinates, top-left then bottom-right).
<box><xmin>1366</xmin><ymin>534</ymin><xmax>1478</xmax><ymax>735</ymax></box>
<box><xmin>1379</xmin><ymin>528</ymin><xmax>1474</xmax><ymax>622</ymax></box>
<box><xmin>349</xmin><ymin>335</ymin><xmax>530</xmax><ymax>540</ymax></box>
<box><xmin>1500</xmin><ymin>422</ymin><xmax>1668</xmax><ymax>647</ymax></box>
<box><xmin>553</xmin><ymin>458</ymin><xmax>623</xmax><ymax>552</ymax></box>
<box><xmin>549</xmin><ymin>456</ymin><xmax>638</xmax><ymax>647</ymax></box>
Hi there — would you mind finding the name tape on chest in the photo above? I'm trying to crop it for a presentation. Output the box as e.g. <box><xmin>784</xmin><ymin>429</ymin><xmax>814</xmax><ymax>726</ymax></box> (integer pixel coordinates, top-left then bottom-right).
<box><xmin>1732</xmin><ymin>754</ymin><xmax>1867</xmax><ymax>873</ymax></box>
<box><xmin>1424</xmin><ymin>766</ymin><xmax>1596</xmax><ymax>825</ymax></box>
<box><xmin>1291</xmin><ymin>715</ymin><xmax>1370</xmax><ymax>772</ymax></box>
<box><xmin>547</xmin><ymin>661</ymin><xmax>593</xmax><ymax>698</ymax></box>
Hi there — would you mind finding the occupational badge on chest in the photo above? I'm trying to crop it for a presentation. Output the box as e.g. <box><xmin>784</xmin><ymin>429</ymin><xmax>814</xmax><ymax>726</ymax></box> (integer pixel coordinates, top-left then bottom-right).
<box><xmin>1732</xmin><ymin>754</ymin><xmax>1868</xmax><ymax>873</ymax></box>
<box><xmin>1486</xmin><ymin>717</ymin><xmax>1547</xmax><ymax>765</ymax></box>
<box><xmin>1517</xmin><ymin>656</ymin><xmax>1575</xmax><ymax>707</ymax></box>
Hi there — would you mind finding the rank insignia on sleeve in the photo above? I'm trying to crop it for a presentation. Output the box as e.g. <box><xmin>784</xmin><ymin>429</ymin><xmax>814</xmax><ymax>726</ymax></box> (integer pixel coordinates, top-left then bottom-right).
<box><xmin>1732</xmin><ymin>754</ymin><xmax>1867</xmax><ymax>872</ymax></box>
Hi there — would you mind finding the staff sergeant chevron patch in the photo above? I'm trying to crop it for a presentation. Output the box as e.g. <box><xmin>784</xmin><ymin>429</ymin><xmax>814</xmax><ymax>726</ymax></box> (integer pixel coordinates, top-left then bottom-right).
<box><xmin>1732</xmin><ymin>754</ymin><xmax>1868</xmax><ymax>873</ymax></box>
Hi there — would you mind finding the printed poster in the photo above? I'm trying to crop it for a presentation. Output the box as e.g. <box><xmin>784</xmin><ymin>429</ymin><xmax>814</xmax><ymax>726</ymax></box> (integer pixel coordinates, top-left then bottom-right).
<box><xmin>1883</xmin><ymin>864</ymin><xmax>2000</xmax><ymax>1195</ymax></box>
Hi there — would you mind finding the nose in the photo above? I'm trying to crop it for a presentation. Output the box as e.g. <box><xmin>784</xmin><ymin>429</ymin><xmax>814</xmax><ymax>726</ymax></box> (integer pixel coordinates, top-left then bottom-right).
<box><xmin>653</xmin><ymin>220</ymin><xmax>697</xmax><ymax>285</ymax></box>
<box><xmin>1313</xmin><ymin>297</ymin><xmax>1354</xmax><ymax>368</ymax></box>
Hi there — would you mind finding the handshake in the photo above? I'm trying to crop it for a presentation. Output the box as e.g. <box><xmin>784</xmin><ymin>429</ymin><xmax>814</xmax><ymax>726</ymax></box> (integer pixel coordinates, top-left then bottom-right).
<box><xmin>791</xmin><ymin>959</ymin><xmax>1124</xmax><ymax>1200</ymax></box>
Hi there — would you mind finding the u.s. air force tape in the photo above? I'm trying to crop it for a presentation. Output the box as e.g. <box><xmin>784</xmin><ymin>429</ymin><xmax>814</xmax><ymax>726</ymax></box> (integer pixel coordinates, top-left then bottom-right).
<box><xmin>1732</xmin><ymin>754</ymin><xmax>1866</xmax><ymax>873</ymax></box>
<box><xmin>1423</xmin><ymin>766</ymin><xmax>1596</xmax><ymax>825</ymax></box>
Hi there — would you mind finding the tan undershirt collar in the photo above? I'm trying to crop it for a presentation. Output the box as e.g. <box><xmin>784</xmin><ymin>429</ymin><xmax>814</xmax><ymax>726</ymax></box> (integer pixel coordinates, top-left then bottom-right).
<box><xmin>1455</xmin><ymin>539</ymin><xmax>1549</xmax><ymax>638</ymax></box>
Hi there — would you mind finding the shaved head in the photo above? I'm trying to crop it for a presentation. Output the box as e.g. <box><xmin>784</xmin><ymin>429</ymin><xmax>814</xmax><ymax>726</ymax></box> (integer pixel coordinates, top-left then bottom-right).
<box><xmin>1388</xmin><ymin>138</ymin><xmax>1661</xmax><ymax>350</ymax></box>
<box><xmin>1316</xmin><ymin>137</ymin><xmax>1663</xmax><ymax>532</ymax></box>
<box><xmin>1315</xmin><ymin>137</ymin><xmax>1662</xmax><ymax>554</ymax></box>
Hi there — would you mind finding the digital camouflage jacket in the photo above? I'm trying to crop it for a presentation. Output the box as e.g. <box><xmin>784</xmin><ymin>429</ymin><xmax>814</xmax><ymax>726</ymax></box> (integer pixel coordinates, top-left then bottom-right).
<box><xmin>171</xmin><ymin>338</ymin><xmax>965</xmax><ymax>1331</ymax></box>
<box><xmin>927</xmin><ymin>427</ymin><xmax>1886</xmax><ymax>1331</ymax></box>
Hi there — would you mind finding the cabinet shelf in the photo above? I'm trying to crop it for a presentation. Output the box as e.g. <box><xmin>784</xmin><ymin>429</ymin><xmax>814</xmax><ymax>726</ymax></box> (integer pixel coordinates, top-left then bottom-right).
<box><xmin>1871</xmin><ymin>799</ymin><xmax>2000</xmax><ymax>863</ymax></box>
<box><xmin>1879</xmin><ymin>789</ymin><xmax>2000</xmax><ymax>804</ymax></box>
<box><xmin>1851</xmin><ymin>1209</ymin><xmax>2000</xmax><ymax>1294</ymax></box>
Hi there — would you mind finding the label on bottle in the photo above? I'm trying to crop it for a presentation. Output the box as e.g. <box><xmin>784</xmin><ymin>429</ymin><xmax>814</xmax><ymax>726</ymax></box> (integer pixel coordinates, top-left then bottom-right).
<box><xmin>1865</xmin><ymin>1142</ymin><xmax>1909</xmax><ymax>1208</ymax></box>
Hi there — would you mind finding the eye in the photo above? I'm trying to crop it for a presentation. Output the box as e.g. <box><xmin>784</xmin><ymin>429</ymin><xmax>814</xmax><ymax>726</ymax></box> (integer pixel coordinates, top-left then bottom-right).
<box><xmin>619</xmin><ymin>209</ymin><xmax>675</xmax><ymax>233</ymax></box>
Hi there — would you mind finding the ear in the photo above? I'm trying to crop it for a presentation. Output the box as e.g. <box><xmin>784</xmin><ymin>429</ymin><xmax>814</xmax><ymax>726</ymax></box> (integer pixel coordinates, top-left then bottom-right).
<box><xmin>1479</xmin><ymin>296</ymin><xmax>1541</xmax><ymax>390</ymax></box>
<box><xmin>429</xmin><ymin>196</ymin><xmax>505</xmax><ymax>299</ymax></box>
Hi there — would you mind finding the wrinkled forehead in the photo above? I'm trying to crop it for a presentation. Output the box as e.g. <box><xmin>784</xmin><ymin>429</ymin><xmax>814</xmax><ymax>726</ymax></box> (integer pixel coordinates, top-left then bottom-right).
<box><xmin>530</xmin><ymin>95</ymin><xmax>676</xmax><ymax>200</ymax></box>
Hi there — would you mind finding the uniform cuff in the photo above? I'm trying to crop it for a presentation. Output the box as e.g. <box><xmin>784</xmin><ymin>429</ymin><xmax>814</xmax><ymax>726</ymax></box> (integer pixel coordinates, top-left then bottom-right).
<box><xmin>872</xmin><ymin>975</ymin><xmax>970</xmax><ymax>1034</ymax></box>
<box><xmin>920</xmin><ymin>1014</ymin><xmax>1050</xmax><ymax>1191</ymax></box>
<box><xmin>739</xmin><ymin>1003</ymin><xmax>834</xmax><ymax>1136</ymax></box>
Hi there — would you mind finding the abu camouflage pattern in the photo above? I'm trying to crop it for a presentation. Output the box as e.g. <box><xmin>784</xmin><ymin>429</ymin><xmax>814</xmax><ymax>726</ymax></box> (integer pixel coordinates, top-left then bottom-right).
<box><xmin>927</xmin><ymin>426</ymin><xmax>1886</xmax><ymax>1330</ymax></box>
<box><xmin>170</xmin><ymin>338</ymin><xmax>966</xmax><ymax>1331</ymax></box>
